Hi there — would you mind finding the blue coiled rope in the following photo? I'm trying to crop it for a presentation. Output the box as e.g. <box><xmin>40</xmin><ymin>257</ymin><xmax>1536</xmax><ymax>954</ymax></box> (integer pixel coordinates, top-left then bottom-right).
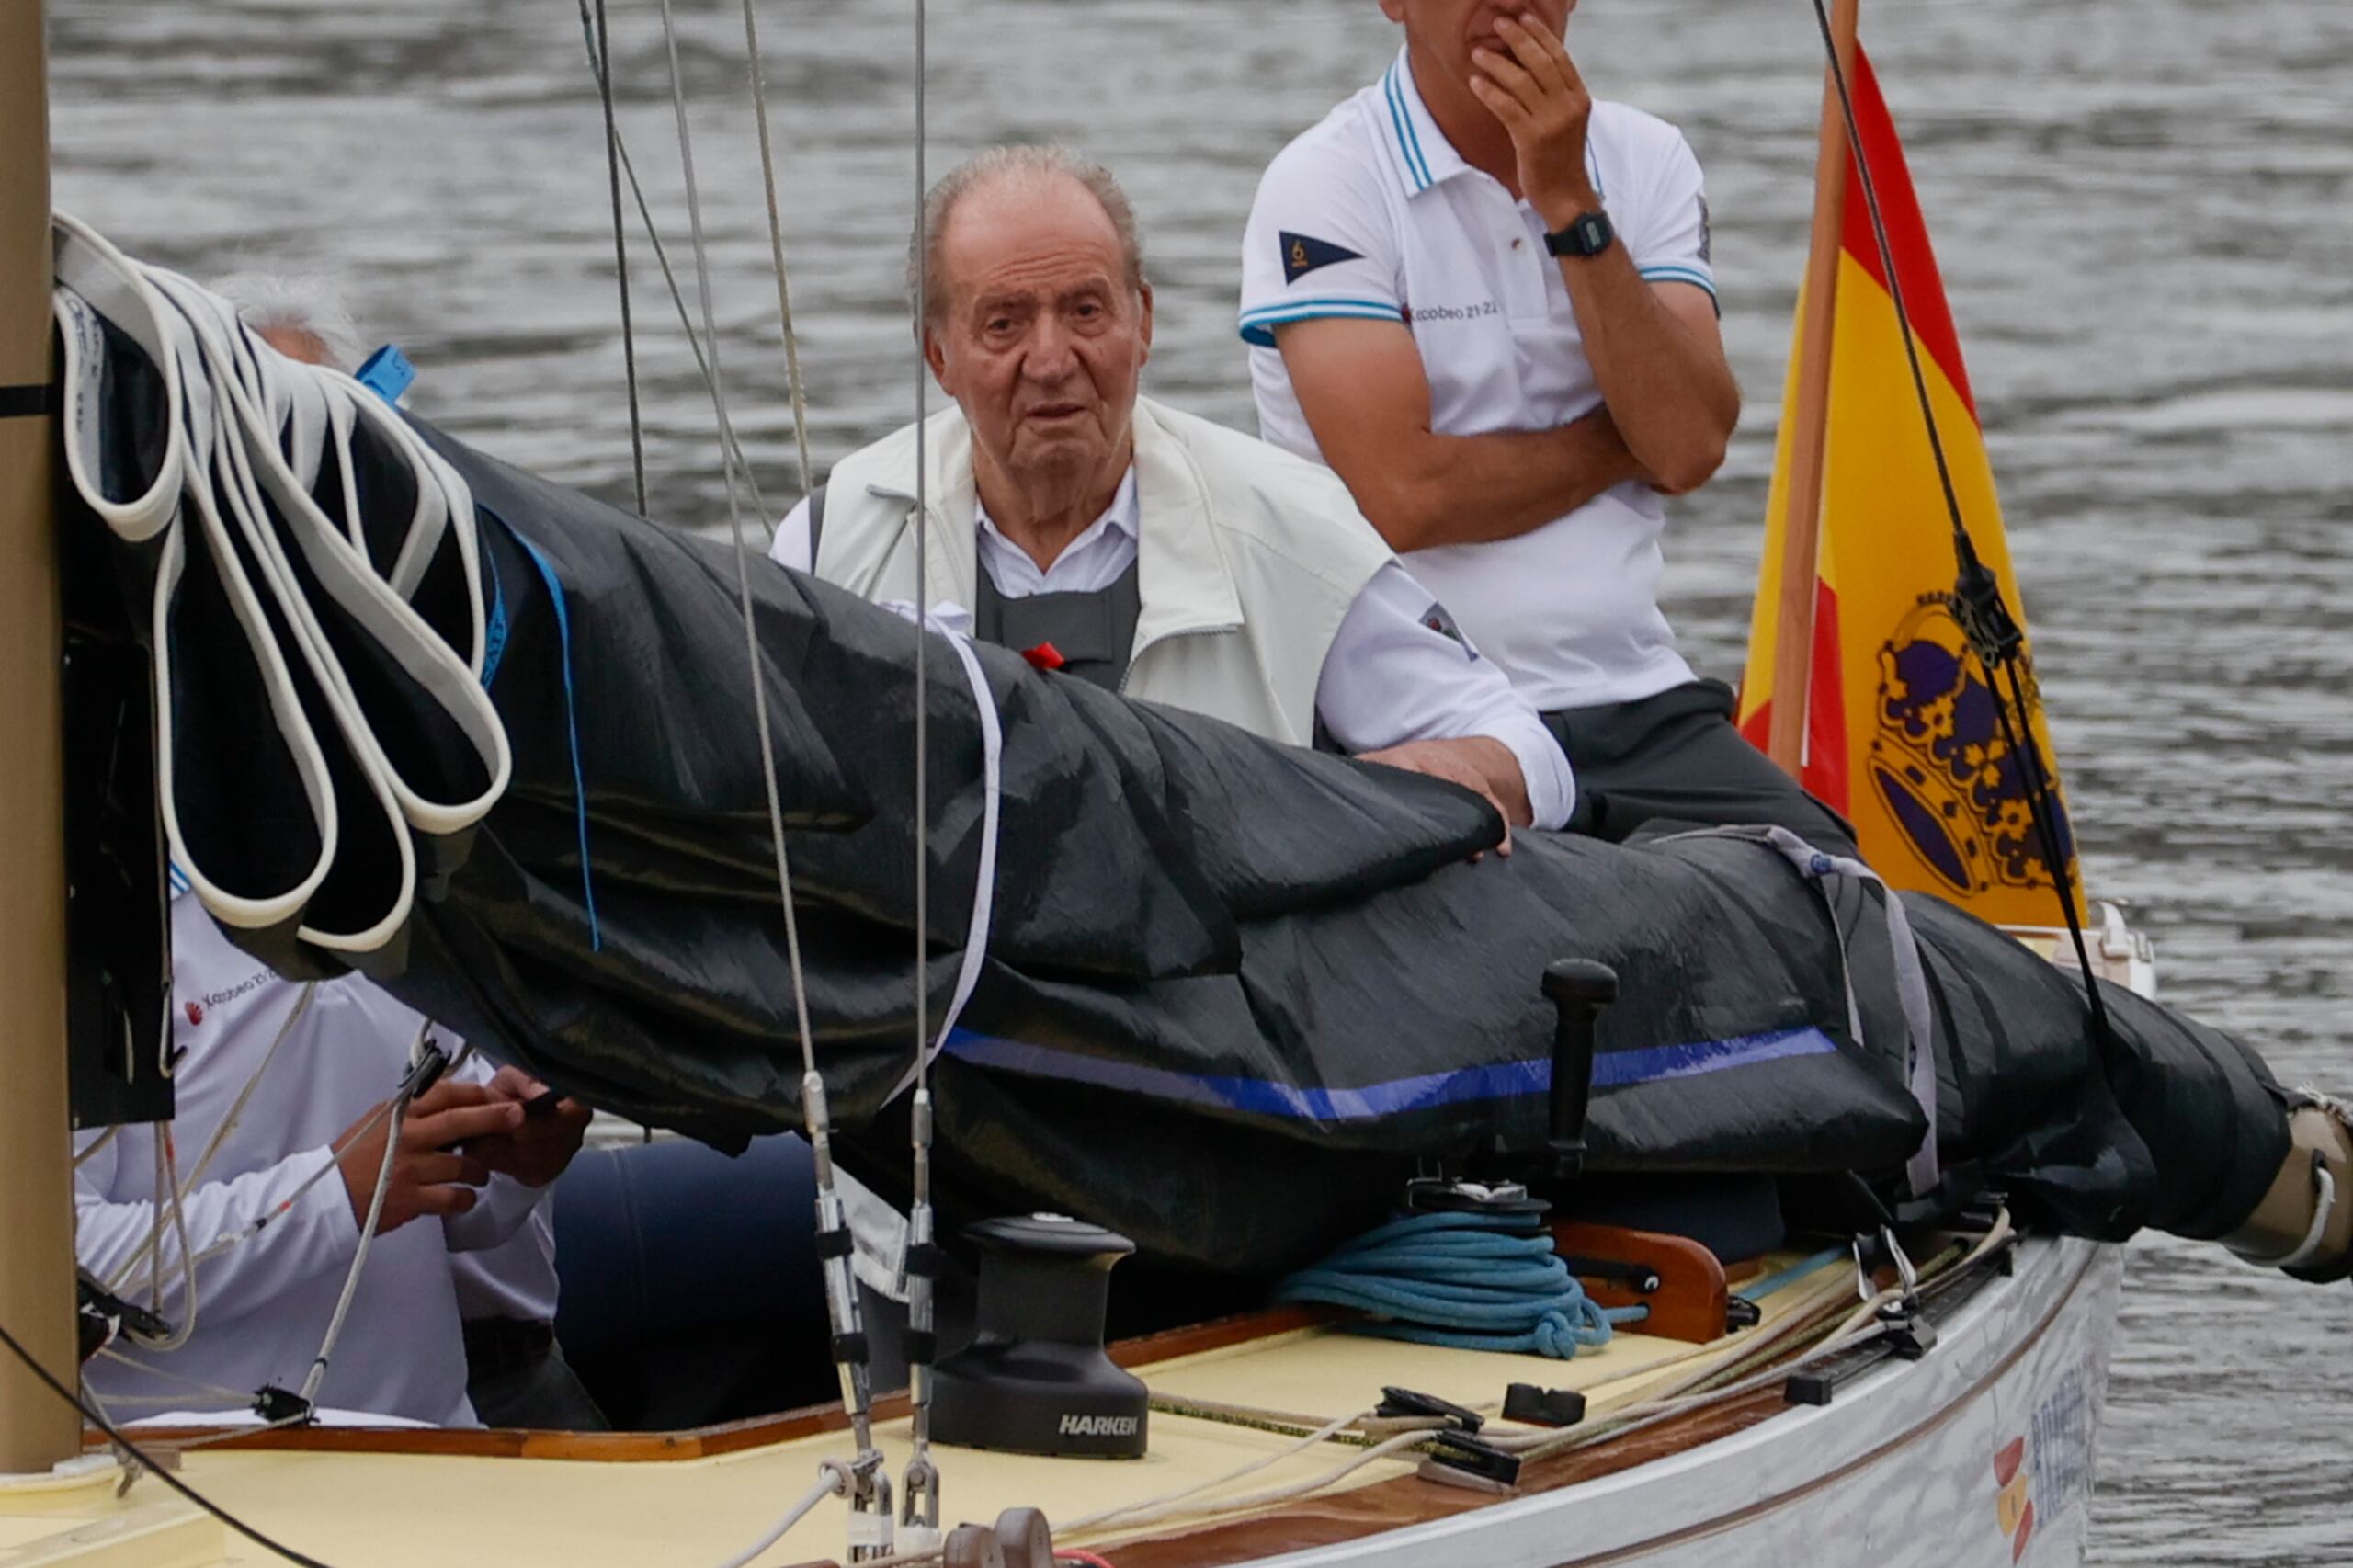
<box><xmin>1272</xmin><ymin>1210</ymin><xmax>1646</xmax><ymax>1359</ymax></box>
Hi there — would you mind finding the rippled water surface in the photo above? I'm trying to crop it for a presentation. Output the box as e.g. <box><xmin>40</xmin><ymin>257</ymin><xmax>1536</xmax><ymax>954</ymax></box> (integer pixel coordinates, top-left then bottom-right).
<box><xmin>45</xmin><ymin>0</ymin><xmax>2352</xmax><ymax>1557</ymax></box>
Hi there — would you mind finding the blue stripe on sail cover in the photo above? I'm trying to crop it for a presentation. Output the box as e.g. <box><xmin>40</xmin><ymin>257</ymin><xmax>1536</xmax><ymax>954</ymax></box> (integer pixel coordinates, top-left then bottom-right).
<box><xmin>940</xmin><ymin>1026</ymin><xmax>1836</xmax><ymax>1124</ymax></box>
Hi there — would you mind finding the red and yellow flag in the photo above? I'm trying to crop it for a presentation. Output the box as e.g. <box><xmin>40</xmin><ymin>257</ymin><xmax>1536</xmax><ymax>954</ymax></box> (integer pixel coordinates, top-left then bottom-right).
<box><xmin>1738</xmin><ymin>48</ymin><xmax>2085</xmax><ymax>926</ymax></box>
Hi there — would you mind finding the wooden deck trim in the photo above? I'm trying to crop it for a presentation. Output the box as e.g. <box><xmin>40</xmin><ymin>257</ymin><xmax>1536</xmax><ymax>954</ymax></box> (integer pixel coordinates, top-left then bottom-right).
<box><xmin>87</xmin><ymin>1307</ymin><xmax>1336</xmax><ymax>1462</ymax></box>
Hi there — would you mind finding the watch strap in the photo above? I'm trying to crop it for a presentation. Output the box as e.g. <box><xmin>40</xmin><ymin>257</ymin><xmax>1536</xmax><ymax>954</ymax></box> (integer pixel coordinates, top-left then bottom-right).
<box><xmin>1544</xmin><ymin>210</ymin><xmax>1615</xmax><ymax>259</ymax></box>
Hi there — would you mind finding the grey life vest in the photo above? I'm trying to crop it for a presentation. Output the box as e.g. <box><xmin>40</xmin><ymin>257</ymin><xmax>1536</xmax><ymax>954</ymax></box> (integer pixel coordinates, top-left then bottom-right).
<box><xmin>975</xmin><ymin>563</ymin><xmax>1142</xmax><ymax>692</ymax></box>
<box><xmin>806</xmin><ymin>483</ymin><xmax>1140</xmax><ymax>692</ymax></box>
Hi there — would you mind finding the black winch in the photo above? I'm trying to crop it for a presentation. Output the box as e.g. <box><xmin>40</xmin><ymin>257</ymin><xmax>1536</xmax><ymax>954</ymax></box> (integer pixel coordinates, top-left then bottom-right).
<box><xmin>930</xmin><ymin>1214</ymin><xmax>1150</xmax><ymax>1460</ymax></box>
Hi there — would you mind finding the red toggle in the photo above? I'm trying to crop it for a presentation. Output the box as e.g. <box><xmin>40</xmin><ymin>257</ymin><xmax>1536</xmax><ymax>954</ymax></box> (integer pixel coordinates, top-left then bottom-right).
<box><xmin>1021</xmin><ymin>642</ymin><xmax>1066</xmax><ymax>672</ymax></box>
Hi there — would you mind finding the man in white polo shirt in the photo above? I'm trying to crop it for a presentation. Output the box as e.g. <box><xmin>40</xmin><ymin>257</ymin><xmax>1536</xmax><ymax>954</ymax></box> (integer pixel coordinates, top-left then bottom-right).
<box><xmin>1241</xmin><ymin>2</ymin><xmax>1853</xmax><ymax>850</ymax></box>
<box><xmin>775</xmin><ymin>144</ymin><xmax>1574</xmax><ymax>840</ymax></box>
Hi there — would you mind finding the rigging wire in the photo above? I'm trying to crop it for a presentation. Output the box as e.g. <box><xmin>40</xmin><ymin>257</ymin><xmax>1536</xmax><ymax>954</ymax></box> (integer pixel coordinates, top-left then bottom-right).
<box><xmin>897</xmin><ymin>0</ymin><xmax>947</xmax><ymax>1548</ymax></box>
<box><xmin>569</xmin><ymin>9</ymin><xmax>768</xmax><ymax>518</ymax></box>
<box><xmin>1801</xmin><ymin>0</ymin><xmax>2111</xmax><ymax>1046</ymax></box>
<box><xmin>297</xmin><ymin>1064</ymin><xmax>412</xmax><ymax>1406</ymax></box>
<box><xmin>646</xmin><ymin>0</ymin><xmax>890</xmax><ymax>1551</ymax></box>
<box><xmin>0</xmin><ymin>1319</ymin><xmax>341</xmax><ymax>1568</ymax></box>
<box><xmin>8</xmin><ymin>1318</ymin><xmax>913</xmax><ymax>1568</ymax></box>
<box><xmin>579</xmin><ymin>0</ymin><xmax>650</xmax><ymax>516</ymax></box>
<box><xmin>131</xmin><ymin>1133</ymin><xmax>199</xmax><ymax>1351</ymax></box>
<box><xmin>737</xmin><ymin>0</ymin><xmax>816</xmax><ymax>499</ymax></box>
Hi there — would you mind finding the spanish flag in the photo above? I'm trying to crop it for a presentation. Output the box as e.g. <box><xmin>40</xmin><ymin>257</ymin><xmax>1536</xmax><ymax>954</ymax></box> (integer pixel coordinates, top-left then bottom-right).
<box><xmin>1737</xmin><ymin>47</ymin><xmax>2086</xmax><ymax>926</ymax></box>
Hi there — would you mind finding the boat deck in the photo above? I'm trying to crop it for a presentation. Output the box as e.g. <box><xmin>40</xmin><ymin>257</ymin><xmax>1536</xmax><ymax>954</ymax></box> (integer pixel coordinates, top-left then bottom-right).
<box><xmin>4</xmin><ymin>1246</ymin><xmax>1870</xmax><ymax>1567</ymax></box>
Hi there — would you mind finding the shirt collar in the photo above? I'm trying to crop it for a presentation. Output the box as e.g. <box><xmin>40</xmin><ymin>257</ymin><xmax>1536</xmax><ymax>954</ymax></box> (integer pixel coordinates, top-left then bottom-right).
<box><xmin>1376</xmin><ymin>48</ymin><xmax>1603</xmax><ymax>203</ymax></box>
<box><xmin>1378</xmin><ymin>49</ymin><xmax>1472</xmax><ymax>198</ymax></box>
<box><xmin>974</xmin><ymin>465</ymin><xmax>1139</xmax><ymax>563</ymax></box>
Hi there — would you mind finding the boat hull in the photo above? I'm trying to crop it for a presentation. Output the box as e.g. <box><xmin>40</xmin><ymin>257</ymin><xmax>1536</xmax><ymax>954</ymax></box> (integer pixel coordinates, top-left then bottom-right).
<box><xmin>1224</xmin><ymin>1236</ymin><xmax>2120</xmax><ymax>1568</ymax></box>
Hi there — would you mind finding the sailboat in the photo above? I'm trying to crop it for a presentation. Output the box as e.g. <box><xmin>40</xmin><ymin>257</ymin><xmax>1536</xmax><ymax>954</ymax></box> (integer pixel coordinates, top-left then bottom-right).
<box><xmin>0</xmin><ymin>0</ymin><xmax>2302</xmax><ymax>1563</ymax></box>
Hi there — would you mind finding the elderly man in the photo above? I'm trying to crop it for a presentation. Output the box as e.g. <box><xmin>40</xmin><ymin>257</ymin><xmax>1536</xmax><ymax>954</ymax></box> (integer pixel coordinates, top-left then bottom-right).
<box><xmin>1240</xmin><ymin>2</ymin><xmax>1853</xmax><ymax>851</ymax></box>
<box><xmin>772</xmin><ymin>144</ymin><xmax>1574</xmax><ymax>838</ymax></box>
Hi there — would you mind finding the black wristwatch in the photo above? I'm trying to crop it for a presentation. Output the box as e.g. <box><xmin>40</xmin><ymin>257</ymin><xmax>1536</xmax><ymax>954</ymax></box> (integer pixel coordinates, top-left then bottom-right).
<box><xmin>1544</xmin><ymin>210</ymin><xmax>1615</xmax><ymax>259</ymax></box>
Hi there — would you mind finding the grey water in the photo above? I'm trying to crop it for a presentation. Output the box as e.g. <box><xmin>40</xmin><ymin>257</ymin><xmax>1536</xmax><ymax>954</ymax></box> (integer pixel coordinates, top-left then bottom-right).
<box><xmin>46</xmin><ymin>0</ymin><xmax>2352</xmax><ymax>1557</ymax></box>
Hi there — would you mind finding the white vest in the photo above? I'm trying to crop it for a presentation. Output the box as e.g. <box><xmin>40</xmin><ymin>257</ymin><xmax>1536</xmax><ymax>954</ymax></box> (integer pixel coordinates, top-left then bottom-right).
<box><xmin>813</xmin><ymin>396</ymin><xmax>1394</xmax><ymax>746</ymax></box>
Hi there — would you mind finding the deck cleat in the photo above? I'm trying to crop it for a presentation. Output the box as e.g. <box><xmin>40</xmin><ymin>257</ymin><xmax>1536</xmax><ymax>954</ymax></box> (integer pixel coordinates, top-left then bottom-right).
<box><xmin>1419</xmin><ymin>1429</ymin><xmax>1523</xmax><ymax>1494</ymax></box>
<box><xmin>1501</xmin><ymin>1382</ymin><xmax>1586</xmax><ymax>1428</ymax></box>
<box><xmin>1375</xmin><ymin>1386</ymin><xmax>1484</xmax><ymax>1434</ymax></box>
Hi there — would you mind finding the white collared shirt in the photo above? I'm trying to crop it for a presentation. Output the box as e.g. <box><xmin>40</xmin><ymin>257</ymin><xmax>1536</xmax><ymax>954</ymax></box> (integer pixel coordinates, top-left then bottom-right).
<box><xmin>773</xmin><ymin>469</ymin><xmax>1574</xmax><ymax>830</ymax></box>
<box><xmin>1240</xmin><ymin>49</ymin><xmax>1713</xmax><ymax>712</ymax></box>
<box><xmin>74</xmin><ymin>889</ymin><xmax>548</xmax><ymax>1426</ymax></box>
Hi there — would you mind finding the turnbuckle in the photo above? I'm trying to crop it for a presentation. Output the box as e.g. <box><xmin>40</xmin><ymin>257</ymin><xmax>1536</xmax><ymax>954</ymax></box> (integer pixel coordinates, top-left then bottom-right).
<box><xmin>898</xmin><ymin>1450</ymin><xmax>941</xmax><ymax>1555</ymax></box>
<box><xmin>823</xmin><ymin>1452</ymin><xmax>896</xmax><ymax>1562</ymax></box>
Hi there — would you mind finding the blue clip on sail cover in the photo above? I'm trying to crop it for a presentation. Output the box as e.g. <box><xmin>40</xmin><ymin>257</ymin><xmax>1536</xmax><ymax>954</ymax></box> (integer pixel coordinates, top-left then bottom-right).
<box><xmin>355</xmin><ymin>343</ymin><xmax>416</xmax><ymax>406</ymax></box>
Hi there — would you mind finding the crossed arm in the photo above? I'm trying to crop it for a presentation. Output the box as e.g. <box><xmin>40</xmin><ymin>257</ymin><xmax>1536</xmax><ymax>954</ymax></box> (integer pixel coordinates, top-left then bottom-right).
<box><xmin>1274</xmin><ymin>276</ymin><xmax>1731</xmax><ymax>555</ymax></box>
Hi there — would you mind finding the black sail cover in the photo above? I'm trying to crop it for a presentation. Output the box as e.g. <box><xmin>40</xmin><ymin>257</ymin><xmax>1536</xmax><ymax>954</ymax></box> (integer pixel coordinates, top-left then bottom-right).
<box><xmin>55</xmin><ymin>243</ymin><xmax>2290</xmax><ymax>1275</ymax></box>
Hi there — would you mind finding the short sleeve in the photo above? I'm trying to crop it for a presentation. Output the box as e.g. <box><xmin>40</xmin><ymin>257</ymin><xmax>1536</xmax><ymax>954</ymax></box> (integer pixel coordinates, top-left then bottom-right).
<box><xmin>1616</xmin><ymin>123</ymin><xmax>1716</xmax><ymax>305</ymax></box>
<box><xmin>1238</xmin><ymin>135</ymin><xmax>1406</xmax><ymax>348</ymax></box>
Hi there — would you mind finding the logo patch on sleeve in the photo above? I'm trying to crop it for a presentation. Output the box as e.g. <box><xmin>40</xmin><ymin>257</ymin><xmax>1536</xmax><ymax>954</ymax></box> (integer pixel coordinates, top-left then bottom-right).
<box><xmin>1421</xmin><ymin>601</ymin><xmax>1479</xmax><ymax>659</ymax></box>
<box><xmin>1696</xmin><ymin>197</ymin><xmax>1711</xmax><ymax>264</ymax></box>
<box><xmin>1280</xmin><ymin>231</ymin><xmax>1364</xmax><ymax>284</ymax></box>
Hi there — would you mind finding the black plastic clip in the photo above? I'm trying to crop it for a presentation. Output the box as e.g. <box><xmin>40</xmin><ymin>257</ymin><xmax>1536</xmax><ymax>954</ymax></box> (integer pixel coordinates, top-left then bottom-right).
<box><xmin>1377</xmin><ymin>1385</ymin><xmax>1483</xmax><ymax>1434</ymax></box>
<box><xmin>397</xmin><ymin>1038</ymin><xmax>450</xmax><ymax>1100</ymax></box>
<box><xmin>1724</xmin><ymin>1295</ymin><xmax>1763</xmax><ymax>1331</ymax></box>
<box><xmin>1954</xmin><ymin>557</ymin><xmax>2024</xmax><ymax>669</ymax></box>
<box><xmin>1423</xmin><ymin>1429</ymin><xmax>1522</xmax><ymax>1490</ymax></box>
<box><xmin>1501</xmin><ymin>1383</ymin><xmax>1586</xmax><ymax>1428</ymax></box>
<box><xmin>251</xmin><ymin>1385</ymin><xmax>315</xmax><ymax>1426</ymax></box>
<box><xmin>1877</xmin><ymin>1299</ymin><xmax>1938</xmax><ymax>1359</ymax></box>
<box><xmin>76</xmin><ymin>1275</ymin><xmax>173</xmax><ymax>1353</ymax></box>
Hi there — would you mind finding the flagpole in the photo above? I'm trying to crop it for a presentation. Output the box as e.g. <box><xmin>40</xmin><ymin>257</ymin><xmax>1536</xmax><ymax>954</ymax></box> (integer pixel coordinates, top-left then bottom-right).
<box><xmin>0</xmin><ymin>0</ymin><xmax>79</xmax><ymax>1476</ymax></box>
<box><xmin>1766</xmin><ymin>0</ymin><xmax>1862</xmax><ymax>779</ymax></box>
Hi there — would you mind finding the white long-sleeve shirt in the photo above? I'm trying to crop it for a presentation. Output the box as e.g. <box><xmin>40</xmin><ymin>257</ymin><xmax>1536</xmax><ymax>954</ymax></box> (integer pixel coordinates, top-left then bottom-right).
<box><xmin>75</xmin><ymin>892</ymin><xmax>541</xmax><ymax>1426</ymax></box>
<box><xmin>773</xmin><ymin>469</ymin><xmax>1575</xmax><ymax>829</ymax></box>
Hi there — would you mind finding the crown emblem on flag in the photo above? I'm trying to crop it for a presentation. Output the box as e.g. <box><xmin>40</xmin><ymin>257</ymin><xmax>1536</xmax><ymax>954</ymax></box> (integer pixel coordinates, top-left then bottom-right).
<box><xmin>1870</xmin><ymin>597</ymin><xmax>2073</xmax><ymax>899</ymax></box>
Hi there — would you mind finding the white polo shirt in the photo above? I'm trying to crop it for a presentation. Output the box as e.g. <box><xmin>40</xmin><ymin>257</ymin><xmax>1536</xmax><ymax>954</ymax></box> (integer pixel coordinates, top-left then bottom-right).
<box><xmin>1241</xmin><ymin>49</ymin><xmax>1714</xmax><ymax>713</ymax></box>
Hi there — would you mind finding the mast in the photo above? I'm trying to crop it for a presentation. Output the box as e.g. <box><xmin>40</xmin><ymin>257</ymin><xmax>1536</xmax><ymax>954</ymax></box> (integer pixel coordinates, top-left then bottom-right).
<box><xmin>0</xmin><ymin>0</ymin><xmax>80</xmax><ymax>1475</ymax></box>
<box><xmin>1765</xmin><ymin>0</ymin><xmax>1862</xmax><ymax>778</ymax></box>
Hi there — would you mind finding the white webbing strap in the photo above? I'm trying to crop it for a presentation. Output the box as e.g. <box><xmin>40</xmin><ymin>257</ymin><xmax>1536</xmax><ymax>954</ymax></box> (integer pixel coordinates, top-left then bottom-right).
<box><xmin>51</xmin><ymin>214</ymin><xmax>514</xmax><ymax>953</ymax></box>
<box><xmin>1755</xmin><ymin>825</ymin><xmax>1942</xmax><ymax>1199</ymax></box>
<box><xmin>878</xmin><ymin>599</ymin><xmax>1004</xmax><ymax>1099</ymax></box>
